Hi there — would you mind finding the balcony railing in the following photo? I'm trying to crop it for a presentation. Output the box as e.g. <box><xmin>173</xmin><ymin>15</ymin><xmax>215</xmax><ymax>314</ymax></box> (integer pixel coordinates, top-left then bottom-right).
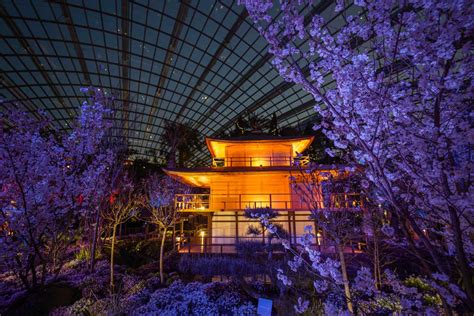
<box><xmin>178</xmin><ymin>236</ymin><xmax>365</xmax><ymax>254</ymax></box>
<box><xmin>211</xmin><ymin>155</ymin><xmax>309</xmax><ymax>167</ymax></box>
<box><xmin>175</xmin><ymin>193</ymin><xmax>363</xmax><ymax>211</ymax></box>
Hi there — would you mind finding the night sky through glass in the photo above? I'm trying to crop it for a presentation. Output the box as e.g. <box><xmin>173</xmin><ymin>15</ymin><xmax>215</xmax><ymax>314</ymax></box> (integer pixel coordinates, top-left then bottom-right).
<box><xmin>0</xmin><ymin>0</ymin><xmax>351</xmax><ymax>164</ymax></box>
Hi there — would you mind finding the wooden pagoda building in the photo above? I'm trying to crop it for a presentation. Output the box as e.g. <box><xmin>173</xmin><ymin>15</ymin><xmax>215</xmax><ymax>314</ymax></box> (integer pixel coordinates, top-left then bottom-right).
<box><xmin>164</xmin><ymin>134</ymin><xmax>360</xmax><ymax>251</ymax></box>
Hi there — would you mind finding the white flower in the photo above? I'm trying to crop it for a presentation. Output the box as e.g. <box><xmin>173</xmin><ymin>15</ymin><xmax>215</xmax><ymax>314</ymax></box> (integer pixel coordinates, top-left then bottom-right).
<box><xmin>277</xmin><ymin>269</ymin><xmax>292</xmax><ymax>286</ymax></box>
<box><xmin>288</xmin><ymin>256</ymin><xmax>303</xmax><ymax>272</ymax></box>
<box><xmin>313</xmin><ymin>280</ymin><xmax>329</xmax><ymax>293</ymax></box>
<box><xmin>325</xmin><ymin>148</ymin><xmax>336</xmax><ymax>157</ymax></box>
<box><xmin>294</xmin><ymin>297</ymin><xmax>309</xmax><ymax>314</ymax></box>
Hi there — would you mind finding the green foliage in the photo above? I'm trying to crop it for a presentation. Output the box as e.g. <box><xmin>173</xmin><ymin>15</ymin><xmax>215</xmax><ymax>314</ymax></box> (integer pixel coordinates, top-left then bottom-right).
<box><xmin>369</xmin><ymin>294</ymin><xmax>403</xmax><ymax>313</ymax></box>
<box><xmin>64</xmin><ymin>297</ymin><xmax>94</xmax><ymax>316</ymax></box>
<box><xmin>74</xmin><ymin>247</ymin><xmax>102</xmax><ymax>262</ymax></box>
<box><xmin>404</xmin><ymin>276</ymin><xmax>442</xmax><ymax>307</ymax></box>
<box><xmin>404</xmin><ymin>276</ymin><xmax>431</xmax><ymax>291</ymax></box>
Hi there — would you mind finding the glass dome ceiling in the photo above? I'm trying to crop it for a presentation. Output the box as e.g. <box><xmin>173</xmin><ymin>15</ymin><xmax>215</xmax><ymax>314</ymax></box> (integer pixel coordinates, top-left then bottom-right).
<box><xmin>0</xmin><ymin>0</ymin><xmax>353</xmax><ymax>164</ymax></box>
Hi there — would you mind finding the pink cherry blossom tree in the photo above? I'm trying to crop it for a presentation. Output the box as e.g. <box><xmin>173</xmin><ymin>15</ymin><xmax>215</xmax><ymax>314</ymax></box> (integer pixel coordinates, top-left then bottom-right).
<box><xmin>80</xmin><ymin>87</ymin><xmax>133</xmax><ymax>273</ymax></box>
<box><xmin>0</xmin><ymin>91</ymin><xmax>113</xmax><ymax>289</ymax></box>
<box><xmin>241</xmin><ymin>0</ymin><xmax>473</xmax><ymax>311</ymax></box>
<box><xmin>291</xmin><ymin>168</ymin><xmax>364</xmax><ymax>313</ymax></box>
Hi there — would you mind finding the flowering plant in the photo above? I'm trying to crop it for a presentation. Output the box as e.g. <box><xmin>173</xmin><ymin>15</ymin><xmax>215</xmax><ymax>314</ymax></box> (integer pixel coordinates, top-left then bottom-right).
<box><xmin>0</xmin><ymin>89</ymin><xmax>113</xmax><ymax>289</ymax></box>
<box><xmin>240</xmin><ymin>0</ymin><xmax>473</xmax><ymax>311</ymax></box>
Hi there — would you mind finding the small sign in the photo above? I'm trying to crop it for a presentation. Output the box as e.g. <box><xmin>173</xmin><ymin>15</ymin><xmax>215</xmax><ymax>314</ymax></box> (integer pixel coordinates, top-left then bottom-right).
<box><xmin>257</xmin><ymin>297</ymin><xmax>273</xmax><ymax>316</ymax></box>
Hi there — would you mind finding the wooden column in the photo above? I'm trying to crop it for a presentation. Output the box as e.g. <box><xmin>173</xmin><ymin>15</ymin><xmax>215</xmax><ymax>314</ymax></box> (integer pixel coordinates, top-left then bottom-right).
<box><xmin>292</xmin><ymin>211</ymin><xmax>297</xmax><ymax>242</ymax></box>
<box><xmin>207</xmin><ymin>212</ymin><xmax>213</xmax><ymax>244</ymax></box>
<box><xmin>287</xmin><ymin>211</ymin><xmax>293</xmax><ymax>244</ymax></box>
<box><xmin>235</xmin><ymin>211</ymin><xmax>239</xmax><ymax>243</ymax></box>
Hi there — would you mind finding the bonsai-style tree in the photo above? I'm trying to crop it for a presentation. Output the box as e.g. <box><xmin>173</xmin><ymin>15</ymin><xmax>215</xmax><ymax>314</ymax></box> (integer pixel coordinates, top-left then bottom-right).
<box><xmin>244</xmin><ymin>207</ymin><xmax>279</xmax><ymax>245</ymax></box>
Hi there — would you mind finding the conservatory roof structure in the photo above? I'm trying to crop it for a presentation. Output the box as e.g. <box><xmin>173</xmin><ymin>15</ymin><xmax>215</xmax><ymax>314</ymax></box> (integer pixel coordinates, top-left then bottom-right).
<box><xmin>0</xmin><ymin>0</ymin><xmax>362</xmax><ymax>164</ymax></box>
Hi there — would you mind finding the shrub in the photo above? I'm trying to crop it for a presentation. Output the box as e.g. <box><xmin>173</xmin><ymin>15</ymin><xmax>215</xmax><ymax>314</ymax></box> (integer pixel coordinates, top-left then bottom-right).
<box><xmin>178</xmin><ymin>256</ymin><xmax>266</xmax><ymax>279</ymax></box>
<box><xmin>235</xmin><ymin>241</ymin><xmax>265</xmax><ymax>258</ymax></box>
<box><xmin>129</xmin><ymin>280</ymin><xmax>256</xmax><ymax>315</ymax></box>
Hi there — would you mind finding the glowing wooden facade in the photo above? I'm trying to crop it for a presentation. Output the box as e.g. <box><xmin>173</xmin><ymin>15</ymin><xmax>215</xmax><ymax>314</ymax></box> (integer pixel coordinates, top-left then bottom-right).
<box><xmin>164</xmin><ymin>134</ymin><xmax>321</xmax><ymax>245</ymax></box>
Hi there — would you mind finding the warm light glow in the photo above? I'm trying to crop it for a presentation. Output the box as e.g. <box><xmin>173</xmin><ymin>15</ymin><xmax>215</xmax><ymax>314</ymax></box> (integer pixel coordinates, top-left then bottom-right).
<box><xmin>165</xmin><ymin>133</ymin><xmax>362</xmax><ymax>254</ymax></box>
<box><xmin>199</xmin><ymin>231</ymin><xmax>206</xmax><ymax>253</ymax></box>
<box><xmin>176</xmin><ymin>236</ymin><xmax>182</xmax><ymax>250</ymax></box>
<box><xmin>252</xmin><ymin>159</ymin><xmax>268</xmax><ymax>167</ymax></box>
<box><xmin>164</xmin><ymin>169</ymin><xmax>296</xmax><ymax>188</ymax></box>
<box><xmin>206</xmin><ymin>136</ymin><xmax>314</xmax><ymax>158</ymax></box>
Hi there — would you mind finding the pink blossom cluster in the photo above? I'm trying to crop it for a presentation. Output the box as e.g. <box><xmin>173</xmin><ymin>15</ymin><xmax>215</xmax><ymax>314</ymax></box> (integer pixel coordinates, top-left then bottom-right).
<box><xmin>241</xmin><ymin>0</ymin><xmax>473</xmax><ymax>311</ymax></box>
<box><xmin>0</xmin><ymin>88</ymin><xmax>115</xmax><ymax>289</ymax></box>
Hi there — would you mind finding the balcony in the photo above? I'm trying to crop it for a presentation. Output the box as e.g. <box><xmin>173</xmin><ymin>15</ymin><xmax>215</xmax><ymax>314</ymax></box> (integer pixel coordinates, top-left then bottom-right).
<box><xmin>174</xmin><ymin>193</ymin><xmax>363</xmax><ymax>212</ymax></box>
<box><xmin>178</xmin><ymin>236</ymin><xmax>365</xmax><ymax>254</ymax></box>
<box><xmin>211</xmin><ymin>155</ymin><xmax>309</xmax><ymax>167</ymax></box>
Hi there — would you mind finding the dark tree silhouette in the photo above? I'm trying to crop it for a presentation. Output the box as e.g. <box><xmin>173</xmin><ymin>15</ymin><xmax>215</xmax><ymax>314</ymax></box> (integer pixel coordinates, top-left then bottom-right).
<box><xmin>161</xmin><ymin>121</ymin><xmax>201</xmax><ymax>168</ymax></box>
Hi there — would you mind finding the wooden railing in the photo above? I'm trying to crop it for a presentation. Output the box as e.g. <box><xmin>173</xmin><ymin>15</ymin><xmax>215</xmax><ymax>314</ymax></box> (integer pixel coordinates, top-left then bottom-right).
<box><xmin>178</xmin><ymin>236</ymin><xmax>365</xmax><ymax>254</ymax></box>
<box><xmin>174</xmin><ymin>193</ymin><xmax>363</xmax><ymax>211</ymax></box>
<box><xmin>211</xmin><ymin>155</ymin><xmax>309</xmax><ymax>167</ymax></box>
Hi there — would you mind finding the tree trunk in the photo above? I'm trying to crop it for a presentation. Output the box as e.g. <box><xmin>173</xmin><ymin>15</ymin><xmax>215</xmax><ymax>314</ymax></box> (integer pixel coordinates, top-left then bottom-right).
<box><xmin>337</xmin><ymin>243</ymin><xmax>354</xmax><ymax>314</ymax></box>
<box><xmin>110</xmin><ymin>225</ymin><xmax>117</xmax><ymax>292</ymax></box>
<box><xmin>373</xmin><ymin>238</ymin><xmax>381</xmax><ymax>290</ymax></box>
<box><xmin>372</xmin><ymin>220</ymin><xmax>382</xmax><ymax>289</ymax></box>
<box><xmin>30</xmin><ymin>254</ymin><xmax>37</xmax><ymax>289</ymax></box>
<box><xmin>172</xmin><ymin>224</ymin><xmax>176</xmax><ymax>251</ymax></box>
<box><xmin>447</xmin><ymin>204</ymin><xmax>474</xmax><ymax>310</ymax></box>
<box><xmin>89</xmin><ymin>206</ymin><xmax>101</xmax><ymax>272</ymax></box>
<box><xmin>160</xmin><ymin>227</ymin><xmax>167</xmax><ymax>284</ymax></box>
